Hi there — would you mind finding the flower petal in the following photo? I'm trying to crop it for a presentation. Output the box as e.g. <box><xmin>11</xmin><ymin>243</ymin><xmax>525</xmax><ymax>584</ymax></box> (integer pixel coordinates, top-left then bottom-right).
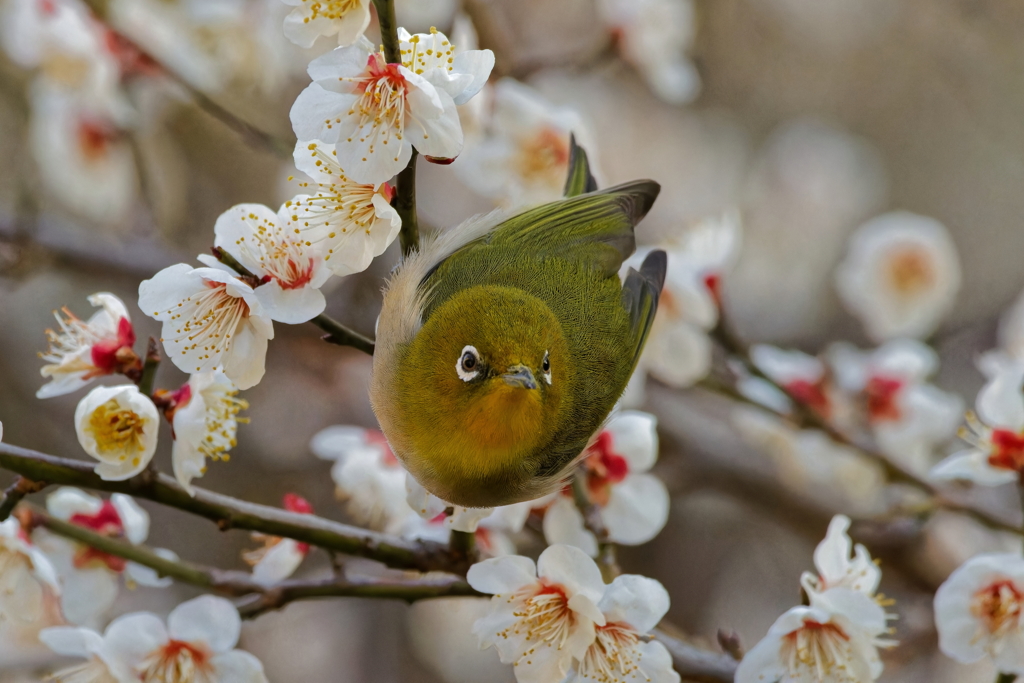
<box><xmin>467</xmin><ymin>555</ymin><xmax>537</xmax><ymax>595</ymax></box>
<box><xmin>536</xmin><ymin>544</ymin><xmax>606</xmax><ymax>605</ymax></box>
<box><xmin>167</xmin><ymin>594</ymin><xmax>241</xmax><ymax>653</ymax></box>
<box><xmin>598</xmin><ymin>574</ymin><xmax>670</xmax><ymax>633</ymax></box>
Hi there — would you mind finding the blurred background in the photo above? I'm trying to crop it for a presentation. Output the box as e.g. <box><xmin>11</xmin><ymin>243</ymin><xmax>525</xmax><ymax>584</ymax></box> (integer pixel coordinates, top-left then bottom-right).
<box><xmin>2</xmin><ymin>0</ymin><xmax>1024</xmax><ymax>680</ymax></box>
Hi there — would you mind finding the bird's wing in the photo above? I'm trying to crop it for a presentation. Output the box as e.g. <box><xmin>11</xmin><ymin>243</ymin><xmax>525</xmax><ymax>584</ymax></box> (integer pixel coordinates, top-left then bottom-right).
<box><xmin>620</xmin><ymin>249</ymin><xmax>667</xmax><ymax>371</ymax></box>
<box><xmin>421</xmin><ymin>180</ymin><xmax>662</xmax><ymax>297</ymax></box>
<box><xmin>562</xmin><ymin>135</ymin><xmax>599</xmax><ymax>198</ymax></box>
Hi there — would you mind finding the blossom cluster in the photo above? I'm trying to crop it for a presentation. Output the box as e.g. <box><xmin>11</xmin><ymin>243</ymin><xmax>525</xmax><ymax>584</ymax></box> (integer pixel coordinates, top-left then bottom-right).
<box><xmin>738</xmin><ymin>516</ymin><xmax>895</xmax><ymax>683</ymax></box>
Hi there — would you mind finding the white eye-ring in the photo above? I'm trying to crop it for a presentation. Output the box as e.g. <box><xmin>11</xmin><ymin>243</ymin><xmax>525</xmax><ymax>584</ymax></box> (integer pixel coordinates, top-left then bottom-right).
<box><xmin>457</xmin><ymin>345</ymin><xmax>481</xmax><ymax>382</ymax></box>
<box><xmin>542</xmin><ymin>350</ymin><xmax>552</xmax><ymax>385</ymax></box>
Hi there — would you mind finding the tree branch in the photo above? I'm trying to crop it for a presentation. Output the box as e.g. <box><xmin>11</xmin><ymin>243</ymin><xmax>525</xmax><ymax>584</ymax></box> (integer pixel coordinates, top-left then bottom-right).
<box><xmin>651</xmin><ymin>628</ymin><xmax>738</xmax><ymax>683</ymax></box>
<box><xmin>706</xmin><ymin>317</ymin><xmax>1024</xmax><ymax>538</ymax></box>
<box><xmin>27</xmin><ymin>505</ymin><xmax>478</xmax><ymax>619</ymax></box>
<box><xmin>310</xmin><ymin>315</ymin><xmax>375</xmax><ymax>355</ymax></box>
<box><xmin>0</xmin><ymin>476</ymin><xmax>46</xmax><ymax>522</ymax></box>
<box><xmin>0</xmin><ymin>443</ymin><xmax>470</xmax><ymax>574</ymax></box>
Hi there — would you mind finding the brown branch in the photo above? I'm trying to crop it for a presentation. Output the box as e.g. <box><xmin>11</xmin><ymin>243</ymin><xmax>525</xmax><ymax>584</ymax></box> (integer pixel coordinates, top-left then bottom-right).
<box><xmin>0</xmin><ymin>442</ymin><xmax>469</xmax><ymax>574</ymax></box>
<box><xmin>707</xmin><ymin>317</ymin><xmax>1023</xmax><ymax>538</ymax></box>
<box><xmin>27</xmin><ymin>505</ymin><xmax>477</xmax><ymax>619</ymax></box>
<box><xmin>0</xmin><ymin>477</ymin><xmax>46</xmax><ymax>522</ymax></box>
<box><xmin>651</xmin><ymin>628</ymin><xmax>738</xmax><ymax>683</ymax></box>
<box><xmin>310</xmin><ymin>315</ymin><xmax>375</xmax><ymax>355</ymax></box>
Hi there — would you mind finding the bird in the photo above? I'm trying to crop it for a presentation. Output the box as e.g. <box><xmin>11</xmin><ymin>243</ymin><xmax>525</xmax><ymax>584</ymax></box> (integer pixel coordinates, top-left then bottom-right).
<box><xmin>370</xmin><ymin>144</ymin><xmax>665</xmax><ymax>508</ymax></box>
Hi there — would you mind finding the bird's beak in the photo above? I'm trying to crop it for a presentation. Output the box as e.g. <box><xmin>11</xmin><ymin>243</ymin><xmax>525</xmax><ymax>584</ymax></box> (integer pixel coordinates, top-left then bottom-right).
<box><xmin>502</xmin><ymin>365</ymin><xmax>537</xmax><ymax>390</ymax></box>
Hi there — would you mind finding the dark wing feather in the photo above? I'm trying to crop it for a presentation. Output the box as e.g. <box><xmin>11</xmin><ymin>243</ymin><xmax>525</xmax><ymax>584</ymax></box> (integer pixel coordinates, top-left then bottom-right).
<box><xmin>562</xmin><ymin>134</ymin><xmax>599</xmax><ymax>197</ymax></box>
<box><xmin>422</xmin><ymin>180</ymin><xmax>662</xmax><ymax>296</ymax></box>
<box><xmin>621</xmin><ymin>249</ymin><xmax>667</xmax><ymax>371</ymax></box>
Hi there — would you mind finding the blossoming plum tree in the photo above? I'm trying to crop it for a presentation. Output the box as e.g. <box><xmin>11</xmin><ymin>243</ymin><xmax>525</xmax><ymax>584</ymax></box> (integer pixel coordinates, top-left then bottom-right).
<box><xmin>1</xmin><ymin>1</ymin><xmax>1023</xmax><ymax>682</ymax></box>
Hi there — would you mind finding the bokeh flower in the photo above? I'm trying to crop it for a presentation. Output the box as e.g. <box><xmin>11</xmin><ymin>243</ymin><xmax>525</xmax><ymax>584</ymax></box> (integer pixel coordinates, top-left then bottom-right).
<box><xmin>0</xmin><ymin>516</ymin><xmax>60</xmax><ymax>625</ymax></box>
<box><xmin>836</xmin><ymin>211</ymin><xmax>961</xmax><ymax>342</ymax></box>
<box><xmin>34</xmin><ymin>488</ymin><xmax>173</xmax><ymax>625</ymax></box>
<box><xmin>934</xmin><ymin>552</ymin><xmax>1024</xmax><ymax>673</ymax></box>
<box><xmin>543</xmin><ymin>410</ymin><xmax>669</xmax><ymax>555</ymax></box>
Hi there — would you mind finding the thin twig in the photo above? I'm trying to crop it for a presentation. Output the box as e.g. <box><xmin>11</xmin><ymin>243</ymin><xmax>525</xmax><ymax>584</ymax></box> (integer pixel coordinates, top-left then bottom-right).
<box><xmin>371</xmin><ymin>0</ymin><xmax>419</xmax><ymax>256</ymax></box>
<box><xmin>0</xmin><ymin>477</ymin><xmax>46</xmax><ymax>522</ymax></box>
<box><xmin>310</xmin><ymin>315</ymin><xmax>375</xmax><ymax>355</ymax></box>
<box><xmin>448</xmin><ymin>529</ymin><xmax>478</xmax><ymax>566</ymax></box>
<box><xmin>571</xmin><ymin>473</ymin><xmax>608</xmax><ymax>541</ymax></box>
<box><xmin>137</xmin><ymin>337</ymin><xmax>161</xmax><ymax>397</ymax></box>
<box><xmin>28</xmin><ymin>506</ymin><xmax>478</xmax><ymax>617</ymax></box>
<box><xmin>0</xmin><ymin>443</ymin><xmax>469</xmax><ymax>574</ymax></box>
<box><xmin>395</xmin><ymin>151</ymin><xmax>420</xmax><ymax>257</ymax></box>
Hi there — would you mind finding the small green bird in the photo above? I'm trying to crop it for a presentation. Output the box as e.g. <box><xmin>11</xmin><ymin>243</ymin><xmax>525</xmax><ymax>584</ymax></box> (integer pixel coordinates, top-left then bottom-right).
<box><xmin>371</xmin><ymin>145</ymin><xmax>665</xmax><ymax>507</ymax></box>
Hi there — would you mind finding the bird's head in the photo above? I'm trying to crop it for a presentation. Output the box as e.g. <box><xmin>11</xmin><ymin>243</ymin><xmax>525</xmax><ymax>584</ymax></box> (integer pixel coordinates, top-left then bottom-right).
<box><xmin>396</xmin><ymin>284</ymin><xmax>571</xmax><ymax>503</ymax></box>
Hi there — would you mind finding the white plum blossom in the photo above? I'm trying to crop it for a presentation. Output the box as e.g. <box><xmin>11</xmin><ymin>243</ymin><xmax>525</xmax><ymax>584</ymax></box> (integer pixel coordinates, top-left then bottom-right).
<box><xmin>34</xmin><ymin>488</ymin><xmax>173</xmax><ymax>625</ymax></box>
<box><xmin>934</xmin><ymin>552</ymin><xmax>1024</xmax><ymax>673</ymax></box>
<box><xmin>544</xmin><ymin>411</ymin><xmax>669</xmax><ymax>555</ymax></box>
<box><xmin>38</xmin><ymin>292</ymin><xmax>136</xmax><ymax>399</ymax></box>
<box><xmin>827</xmin><ymin>339</ymin><xmax>963</xmax><ymax>475</ymax></box>
<box><xmin>566</xmin><ymin>574</ymin><xmax>679</xmax><ymax>683</ymax></box>
<box><xmin>168</xmin><ymin>370</ymin><xmax>248</xmax><ymax>494</ymax></box>
<box><xmin>931</xmin><ymin>352</ymin><xmax>1024</xmax><ymax>486</ymax></box>
<box><xmin>211</xmin><ymin>203</ymin><xmax>331</xmax><ymax>324</ymax></box>
<box><xmin>280</xmin><ymin>0</ymin><xmax>371</xmax><ymax>49</ymax></box>
<box><xmin>74</xmin><ymin>384</ymin><xmax>159</xmax><ymax>481</ymax></box>
<box><xmin>598</xmin><ymin>0</ymin><xmax>700</xmax><ymax>105</ymax></box>
<box><xmin>39</xmin><ymin>623</ymin><xmax>121</xmax><ymax>683</ymax></box>
<box><xmin>139</xmin><ymin>263</ymin><xmax>275</xmax><ymax>390</ymax></box>
<box><xmin>290</xmin><ymin>30</ymin><xmax>494</xmax><ymax>185</ymax></box>
<box><xmin>0</xmin><ymin>517</ymin><xmax>60</xmax><ymax>625</ymax></box>
<box><xmin>738</xmin><ymin>513</ymin><xmax>894</xmax><ymax>683</ymax></box>
<box><xmin>468</xmin><ymin>544</ymin><xmax>607</xmax><ymax>683</ymax></box>
<box><xmin>55</xmin><ymin>595</ymin><xmax>268</xmax><ymax>682</ymax></box>
<box><xmin>288</xmin><ymin>140</ymin><xmax>402</xmax><ymax>276</ymax></box>
<box><xmin>455</xmin><ymin>78</ymin><xmax>588</xmax><ymax>207</ymax></box>
<box><xmin>736</xmin><ymin>597</ymin><xmax>887</xmax><ymax>683</ymax></box>
<box><xmin>311</xmin><ymin>425</ymin><xmax>412</xmax><ymax>534</ymax></box>
<box><xmin>244</xmin><ymin>494</ymin><xmax>313</xmax><ymax>586</ymax></box>
<box><xmin>835</xmin><ymin>211</ymin><xmax>962</xmax><ymax>342</ymax></box>
<box><xmin>801</xmin><ymin>515</ymin><xmax>882</xmax><ymax>601</ymax></box>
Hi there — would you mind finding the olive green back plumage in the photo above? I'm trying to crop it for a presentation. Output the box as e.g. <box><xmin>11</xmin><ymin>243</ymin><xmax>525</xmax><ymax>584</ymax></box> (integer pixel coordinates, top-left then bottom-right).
<box><xmin>415</xmin><ymin>181</ymin><xmax>664</xmax><ymax>486</ymax></box>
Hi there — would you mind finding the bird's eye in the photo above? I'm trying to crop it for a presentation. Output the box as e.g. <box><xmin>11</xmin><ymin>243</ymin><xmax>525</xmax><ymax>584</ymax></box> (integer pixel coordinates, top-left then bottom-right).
<box><xmin>456</xmin><ymin>345</ymin><xmax>481</xmax><ymax>382</ymax></box>
<box><xmin>542</xmin><ymin>350</ymin><xmax>552</xmax><ymax>385</ymax></box>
